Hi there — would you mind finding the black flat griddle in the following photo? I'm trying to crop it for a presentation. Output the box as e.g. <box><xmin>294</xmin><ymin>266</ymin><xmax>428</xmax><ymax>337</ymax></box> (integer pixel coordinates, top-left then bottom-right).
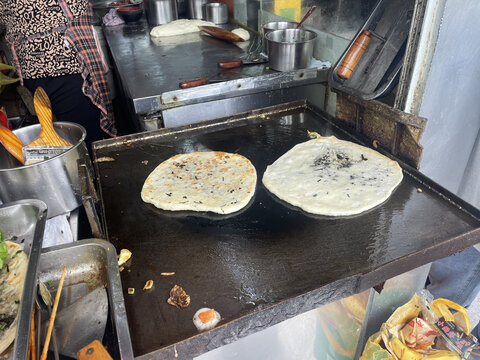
<box><xmin>92</xmin><ymin>101</ymin><xmax>480</xmax><ymax>359</ymax></box>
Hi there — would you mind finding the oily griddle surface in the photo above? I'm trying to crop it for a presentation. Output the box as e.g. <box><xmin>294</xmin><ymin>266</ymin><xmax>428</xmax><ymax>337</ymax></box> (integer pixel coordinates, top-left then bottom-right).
<box><xmin>94</xmin><ymin>107</ymin><xmax>480</xmax><ymax>357</ymax></box>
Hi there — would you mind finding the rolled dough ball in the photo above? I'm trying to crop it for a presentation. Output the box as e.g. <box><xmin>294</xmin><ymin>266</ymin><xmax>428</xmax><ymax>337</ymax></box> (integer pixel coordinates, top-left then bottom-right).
<box><xmin>232</xmin><ymin>28</ymin><xmax>250</xmax><ymax>41</ymax></box>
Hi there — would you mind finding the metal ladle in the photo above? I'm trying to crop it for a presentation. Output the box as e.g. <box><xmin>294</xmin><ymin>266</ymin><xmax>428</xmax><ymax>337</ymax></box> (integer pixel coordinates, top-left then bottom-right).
<box><xmin>296</xmin><ymin>6</ymin><xmax>317</xmax><ymax>28</ymax></box>
<box><xmin>36</xmin><ymin>281</ymin><xmax>59</xmax><ymax>360</ymax></box>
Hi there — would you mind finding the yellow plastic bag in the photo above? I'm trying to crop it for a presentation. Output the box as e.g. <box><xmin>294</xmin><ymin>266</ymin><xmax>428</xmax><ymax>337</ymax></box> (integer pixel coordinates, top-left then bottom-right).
<box><xmin>360</xmin><ymin>294</ymin><xmax>473</xmax><ymax>360</ymax></box>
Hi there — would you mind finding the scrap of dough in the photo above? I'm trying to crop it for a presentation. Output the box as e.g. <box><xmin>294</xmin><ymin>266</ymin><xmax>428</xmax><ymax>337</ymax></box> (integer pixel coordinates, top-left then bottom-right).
<box><xmin>150</xmin><ymin>19</ymin><xmax>216</xmax><ymax>37</ymax></box>
<box><xmin>232</xmin><ymin>28</ymin><xmax>250</xmax><ymax>41</ymax></box>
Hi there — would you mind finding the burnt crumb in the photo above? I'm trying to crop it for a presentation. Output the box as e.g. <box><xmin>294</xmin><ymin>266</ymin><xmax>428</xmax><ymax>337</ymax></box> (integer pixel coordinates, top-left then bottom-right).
<box><xmin>346</xmin><ymin>194</ymin><xmax>350</xmax><ymax>198</ymax></box>
<box><xmin>222</xmin><ymin>177</ymin><xmax>224</xmax><ymax>181</ymax></box>
<box><xmin>174</xmin><ymin>162</ymin><xmax>186</xmax><ymax>169</ymax></box>
<box><xmin>165</xmin><ymin>192</ymin><xmax>172</xmax><ymax>197</ymax></box>
<box><xmin>193</xmin><ymin>201</ymin><xmax>203</xmax><ymax>204</ymax></box>
<box><xmin>194</xmin><ymin>176</ymin><xmax>199</xmax><ymax>180</ymax></box>
<box><xmin>313</xmin><ymin>151</ymin><xmax>353</xmax><ymax>170</ymax></box>
<box><xmin>361</xmin><ymin>154</ymin><xmax>368</xmax><ymax>161</ymax></box>
<box><xmin>229</xmin><ymin>189</ymin><xmax>235</xmax><ymax>193</ymax></box>
<box><xmin>183</xmin><ymin>196</ymin><xmax>187</xmax><ymax>199</ymax></box>
<box><xmin>0</xmin><ymin>315</ymin><xmax>15</xmax><ymax>329</ymax></box>
<box><xmin>350</xmin><ymin>175</ymin><xmax>355</xmax><ymax>179</ymax></box>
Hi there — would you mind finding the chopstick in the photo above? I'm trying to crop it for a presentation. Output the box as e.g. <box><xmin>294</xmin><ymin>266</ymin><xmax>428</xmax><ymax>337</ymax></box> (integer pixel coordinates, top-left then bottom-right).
<box><xmin>40</xmin><ymin>267</ymin><xmax>66</xmax><ymax>360</ymax></box>
<box><xmin>30</xmin><ymin>306</ymin><xmax>36</xmax><ymax>360</ymax></box>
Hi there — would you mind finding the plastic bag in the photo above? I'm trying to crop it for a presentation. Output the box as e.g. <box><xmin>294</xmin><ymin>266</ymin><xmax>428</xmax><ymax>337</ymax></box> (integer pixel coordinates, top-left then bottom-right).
<box><xmin>360</xmin><ymin>292</ymin><xmax>478</xmax><ymax>360</ymax></box>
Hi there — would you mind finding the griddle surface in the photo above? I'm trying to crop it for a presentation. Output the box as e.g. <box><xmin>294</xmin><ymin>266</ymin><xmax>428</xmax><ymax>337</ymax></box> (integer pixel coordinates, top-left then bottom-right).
<box><xmin>94</xmin><ymin>106</ymin><xmax>480</xmax><ymax>358</ymax></box>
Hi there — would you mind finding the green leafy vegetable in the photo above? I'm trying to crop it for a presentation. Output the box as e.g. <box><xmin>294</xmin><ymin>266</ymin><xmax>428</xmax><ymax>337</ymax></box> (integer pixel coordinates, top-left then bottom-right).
<box><xmin>0</xmin><ymin>230</ymin><xmax>7</xmax><ymax>270</ymax></box>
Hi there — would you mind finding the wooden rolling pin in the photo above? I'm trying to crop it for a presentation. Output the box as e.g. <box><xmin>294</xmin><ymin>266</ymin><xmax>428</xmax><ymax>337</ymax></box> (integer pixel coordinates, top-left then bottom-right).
<box><xmin>337</xmin><ymin>30</ymin><xmax>372</xmax><ymax>80</ymax></box>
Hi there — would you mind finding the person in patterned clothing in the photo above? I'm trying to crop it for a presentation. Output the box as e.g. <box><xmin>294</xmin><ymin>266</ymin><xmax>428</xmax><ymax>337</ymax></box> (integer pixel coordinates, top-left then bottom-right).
<box><xmin>0</xmin><ymin>0</ymin><xmax>117</xmax><ymax>144</ymax></box>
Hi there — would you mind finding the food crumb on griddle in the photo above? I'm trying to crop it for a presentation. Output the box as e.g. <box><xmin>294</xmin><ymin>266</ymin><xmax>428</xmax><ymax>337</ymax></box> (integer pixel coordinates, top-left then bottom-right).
<box><xmin>417</xmin><ymin>188</ymin><xmax>423</xmax><ymax>193</ymax></box>
<box><xmin>161</xmin><ymin>272</ymin><xmax>175</xmax><ymax>276</ymax></box>
<box><xmin>142</xmin><ymin>160</ymin><xmax>149</xmax><ymax>165</ymax></box>
<box><xmin>372</xmin><ymin>140</ymin><xmax>379</xmax><ymax>149</ymax></box>
<box><xmin>143</xmin><ymin>280</ymin><xmax>154</xmax><ymax>290</ymax></box>
<box><xmin>167</xmin><ymin>285</ymin><xmax>190</xmax><ymax>308</ymax></box>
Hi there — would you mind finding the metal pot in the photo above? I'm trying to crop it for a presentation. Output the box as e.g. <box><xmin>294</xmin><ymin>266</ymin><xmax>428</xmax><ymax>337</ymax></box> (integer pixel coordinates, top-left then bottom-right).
<box><xmin>0</xmin><ymin>122</ymin><xmax>91</xmax><ymax>218</ymax></box>
<box><xmin>204</xmin><ymin>3</ymin><xmax>228</xmax><ymax>24</ymax></box>
<box><xmin>262</xmin><ymin>21</ymin><xmax>298</xmax><ymax>53</ymax></box>
<box><xmin>265</xmin><ymin>28</ymin><xmax>317</xmax><ymax>72</ymax></box>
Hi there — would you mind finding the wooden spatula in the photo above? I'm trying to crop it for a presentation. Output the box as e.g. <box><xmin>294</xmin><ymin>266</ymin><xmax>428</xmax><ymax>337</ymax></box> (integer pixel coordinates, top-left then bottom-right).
<box><xmin>22</xmin><ymin>87</ymin><xmax>73</xmax><ymax>164</ymax></box>
<box><xmin>0</xmin><ymin>123</ymin><xmax>25</xmax><ymax>165</ymax></box>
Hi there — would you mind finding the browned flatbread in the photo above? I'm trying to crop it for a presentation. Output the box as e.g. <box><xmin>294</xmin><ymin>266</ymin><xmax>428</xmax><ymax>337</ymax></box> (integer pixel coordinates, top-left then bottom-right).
<box><xmin>141</xmin><ymin>152</ymin><xmax>257</xmax><ymax>214</ymax></box>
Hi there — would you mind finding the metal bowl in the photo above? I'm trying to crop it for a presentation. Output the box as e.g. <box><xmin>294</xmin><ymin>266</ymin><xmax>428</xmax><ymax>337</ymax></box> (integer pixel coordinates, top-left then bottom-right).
<box><xmin>265</xmin><ymin>28</ymin><xmax>317</xmax><ymax>71</ymax></box>
<box><xmin>0</xmin><ymin>122</ymin><xmax>91</xmax><ymax>218</ymax></box>
<box><xmin>262</xmin><ymin>21</ymin><xmax>298</xmax><ymax>53</ymax></box>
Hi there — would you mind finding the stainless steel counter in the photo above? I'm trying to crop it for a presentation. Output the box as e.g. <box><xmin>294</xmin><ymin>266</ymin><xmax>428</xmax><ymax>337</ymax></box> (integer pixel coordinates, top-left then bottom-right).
<box><xmin>103</xmin><ymin>19</ymin><xmax>328</xmax><ymax>130</ymax></box>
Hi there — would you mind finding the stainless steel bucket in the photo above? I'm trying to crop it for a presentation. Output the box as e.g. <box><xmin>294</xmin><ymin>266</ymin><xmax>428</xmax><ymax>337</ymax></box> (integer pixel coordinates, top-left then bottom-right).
<box><xmin>265</xmin><ymin>28</ymin><xmax>317</xmax><ymax>71</ymax></box>
<box><xmin>262</xmin><ymin>21</ymin><xmax>298</xmax><ymax>53</ymax></box>
<box><xmin>187</xmin><ymin>0</ymin><xmax>206</xmax><ymax>19</ymax></box>
<box><xmin>145</xmin><ymin>0</ymin><xmax>178</xmax><ymax>25</ymax></box>
<box><xmin>0</xmin><ymin>122</ymin><xmax>91</xmax><ymax>218</ymax></box>
<box><xmin>204</xmin><ymin>3</ymin><xmax>228</xmax><ymax>24</ymax></box>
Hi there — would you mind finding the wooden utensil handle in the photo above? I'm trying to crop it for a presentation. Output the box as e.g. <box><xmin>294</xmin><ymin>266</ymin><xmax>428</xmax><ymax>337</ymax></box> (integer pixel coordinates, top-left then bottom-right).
<box><xmin>218</xmin><ymin>60</ymin><xmax>243</xmax><ymax>69</ymax></box>
<box><xmin>179</xmin><ymin>78</ymin><xmax>209</xmax><ymax>89</ymax></box>
<box><xmin>337</xmin><ymin>30</ymin><xmax>371</xmax><ymax>80</ymax></box>
<box><xmin>0</xmin><ymin>124</ymin><xmax>25</xmax><ymax>164</ymax></box>
<box><xmin>77</xmin><ymin>340</ymin><xmax>113</xmax><ymax>360</ymax></box>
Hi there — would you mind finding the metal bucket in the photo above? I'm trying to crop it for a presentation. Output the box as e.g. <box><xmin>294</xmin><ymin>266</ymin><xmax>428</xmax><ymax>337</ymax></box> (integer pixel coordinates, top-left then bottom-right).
<box><xmin>0</xmin><ymin>122</ymin><xmax>90</xmax><ymax>218</ymax></box>
<box><xmin>265</xmin><ymin>28</ymin><xmax>317</xmax><ymax>72</ymax></box>
<box><xmin>145</xmin><ymin>0</ymin><xmax>178</xmax><ymax>25</ymax></box>
<box><xmin>262</xmin><ymin>21</ymin><xmax>298</xmax><ymax>53</ymax></box>
<box><xmin>187</xmin><ymin>0</ymin><xmax>206</xmax><ymax>19</ymax></box>
<box><xmin>204</xmin><ymin>3</ymin><xmax>228</xmax><ymax>24</ymax></box>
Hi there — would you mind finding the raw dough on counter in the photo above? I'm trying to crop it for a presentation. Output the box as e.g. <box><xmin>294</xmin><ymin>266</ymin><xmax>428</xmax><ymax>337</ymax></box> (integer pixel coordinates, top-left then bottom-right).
<box><xmin>262</xmin><ymin>136</ymin><xmax>403</xmax><ymax>216</ymax></box>
<box><xmin>141</xmin><ymin>151</ymin><xmax>257</xmax><ymax>214</ymax></box>
<box><xmin>150</xmin><ymin>19</ymin><xmax>216</xmax><ymax>37</ymax></box>
<box><xmin>232</xmin><ymin>28</ymin><xmax>250</xmax><ymax>41</ymax></box>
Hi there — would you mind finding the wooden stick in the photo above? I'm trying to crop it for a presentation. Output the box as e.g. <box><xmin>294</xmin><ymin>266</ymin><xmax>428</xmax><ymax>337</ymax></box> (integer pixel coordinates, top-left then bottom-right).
<box><xmin>40</xmin><ymin>267</ymin><xmax>66</xmax><ymax>360</ymax></box>
<box><xmin>30</xmin><ymin>306</ymin><xmax>36</xmax><ymax>360</ymax></box>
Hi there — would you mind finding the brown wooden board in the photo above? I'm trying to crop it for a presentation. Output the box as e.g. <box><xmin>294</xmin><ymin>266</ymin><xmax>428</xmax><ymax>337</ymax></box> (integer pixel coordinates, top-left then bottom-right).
<box><xmin>92</xmin><ymin>101</ymin><xmax>480</xmax><ymax>359</ymax></box>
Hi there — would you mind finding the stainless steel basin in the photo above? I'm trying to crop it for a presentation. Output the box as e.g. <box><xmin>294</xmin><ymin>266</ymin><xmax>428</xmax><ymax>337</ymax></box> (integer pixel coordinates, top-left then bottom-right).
<box><xmin>0</xmin><ymin>122</ymin><xmax>91</xmax><ymax>218</ymax></box>
<box><xmin>39</xmin><ymin>239</ymin><xmax>134</xmax><ymax>359</ymax></box>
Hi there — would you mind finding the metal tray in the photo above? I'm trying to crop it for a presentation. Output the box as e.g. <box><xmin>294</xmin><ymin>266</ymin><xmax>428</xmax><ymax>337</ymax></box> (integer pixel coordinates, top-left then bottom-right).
<box><xmin>0</xmin><ymin>199</ymin><xmax>47</xmax><ymax>360</ymax></box>
<box><xmin>38</xmin><ymin>239</ymin><xmax>134</xmax><ymax>359</ymax></box>
<box><xmin>329</xmin><ymin>0</ymin><xmax>416</xmax><ymax>100</ymax></box>
<box><xmin>92</xmin><ymin>101</ymin><xmax>480</xmax><ymax>359</ymax></box>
